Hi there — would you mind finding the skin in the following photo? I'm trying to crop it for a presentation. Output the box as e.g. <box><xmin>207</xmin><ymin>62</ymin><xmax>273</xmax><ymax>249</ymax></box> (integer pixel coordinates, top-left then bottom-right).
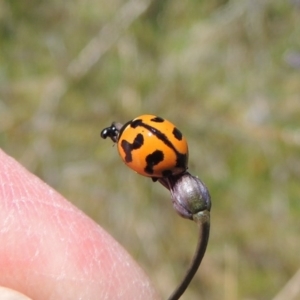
<box><xmin>0</xmin><ymin>149</ymin><xmax>160</xmax><ymax>300</ymax></box>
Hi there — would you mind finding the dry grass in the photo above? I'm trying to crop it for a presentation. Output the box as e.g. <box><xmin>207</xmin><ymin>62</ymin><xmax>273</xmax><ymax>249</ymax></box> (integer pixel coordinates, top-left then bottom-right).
<box><xmin>1</xmin><ymin>0</ymin><xmax>300</xmax><ymax>299</ymax></box>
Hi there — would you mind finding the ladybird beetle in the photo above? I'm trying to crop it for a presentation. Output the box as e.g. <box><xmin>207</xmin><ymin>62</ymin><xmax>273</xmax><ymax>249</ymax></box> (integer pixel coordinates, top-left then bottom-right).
<box><xmin>101</xmin><ymin>114</ymin><xmax>189</xmax><ymax>178</ymax></box>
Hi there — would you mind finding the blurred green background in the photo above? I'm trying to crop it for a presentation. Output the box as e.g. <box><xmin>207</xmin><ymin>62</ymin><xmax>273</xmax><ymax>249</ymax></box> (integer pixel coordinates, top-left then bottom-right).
<box><xmin>1</xmin><ymin>0</ymin><xmax>300</xmax><ymax>299</ymax></box>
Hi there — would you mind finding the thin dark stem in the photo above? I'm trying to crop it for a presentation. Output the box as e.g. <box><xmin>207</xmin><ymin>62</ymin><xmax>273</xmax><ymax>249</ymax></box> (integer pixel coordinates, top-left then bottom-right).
<box><xmin>168</xmin><ymin>211</ymin><xmax>210</xmax><ymax>300</ymax></box>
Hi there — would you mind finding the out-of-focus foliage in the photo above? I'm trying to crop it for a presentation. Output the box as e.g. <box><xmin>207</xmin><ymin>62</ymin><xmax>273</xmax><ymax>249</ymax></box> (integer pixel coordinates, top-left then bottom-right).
<box><xmin>1</xmin><ymin>0</ymin><xmax>300</xmax><ymax>299</ymax></box>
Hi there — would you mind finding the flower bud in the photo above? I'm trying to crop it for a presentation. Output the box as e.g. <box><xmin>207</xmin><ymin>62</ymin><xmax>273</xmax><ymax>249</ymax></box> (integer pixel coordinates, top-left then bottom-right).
<box><xmin>166</xmin><ymin>172</ymin><xmax>211</xmax><ymax>220</ymax></box>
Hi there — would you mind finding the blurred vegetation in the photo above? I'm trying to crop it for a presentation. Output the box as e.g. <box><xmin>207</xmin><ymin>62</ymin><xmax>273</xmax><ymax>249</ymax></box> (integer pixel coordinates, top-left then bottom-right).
<box><xmin>1</xmin><ymin>0</ymin><xmax>300</xmax><ymax>299</ymax></box>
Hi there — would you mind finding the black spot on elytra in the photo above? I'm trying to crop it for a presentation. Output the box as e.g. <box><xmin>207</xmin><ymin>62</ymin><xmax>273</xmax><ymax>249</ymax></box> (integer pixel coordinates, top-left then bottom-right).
<box><xmin>176</xmin><ymin>153</ymin><xmax>187</xmax><ymax>168</ymax></box>
<box><xmin>150</xmin><ymin>116</ymin><xmax>164</xmax><ymax>123</ymax></box>
<box><xmin>172</xmin><ymin>127</ymin><xmax>182</xmax><ymax>140</ymax></box>
<box><xmin>144</xmin><ymin>150</ymin><xmax>164</xmax><ymax>175</ymax></box>
<box><xmin>130</xmin><ymin>119</ymin><xmax>143</xmax><ymax>128</ymax></box>
<box><xmin>121</xmin><ymin>133</ymin><xmax>144</xmax><ymax>163</ymax></box>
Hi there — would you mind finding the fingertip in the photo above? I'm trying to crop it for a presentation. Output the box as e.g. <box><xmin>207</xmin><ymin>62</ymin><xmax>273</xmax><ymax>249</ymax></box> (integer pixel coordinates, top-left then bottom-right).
<box><xmin>0</xmin><ymin>149</ymin><xmax>160</xmax><ymax>299</ymax></box>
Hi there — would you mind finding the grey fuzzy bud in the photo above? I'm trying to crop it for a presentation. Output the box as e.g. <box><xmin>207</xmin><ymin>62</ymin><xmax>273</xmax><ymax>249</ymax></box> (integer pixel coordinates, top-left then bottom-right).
<box><xmin>168</xmin><ymin>172</ymin><xmax>211</xmax><ymax>220</ymax></box>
